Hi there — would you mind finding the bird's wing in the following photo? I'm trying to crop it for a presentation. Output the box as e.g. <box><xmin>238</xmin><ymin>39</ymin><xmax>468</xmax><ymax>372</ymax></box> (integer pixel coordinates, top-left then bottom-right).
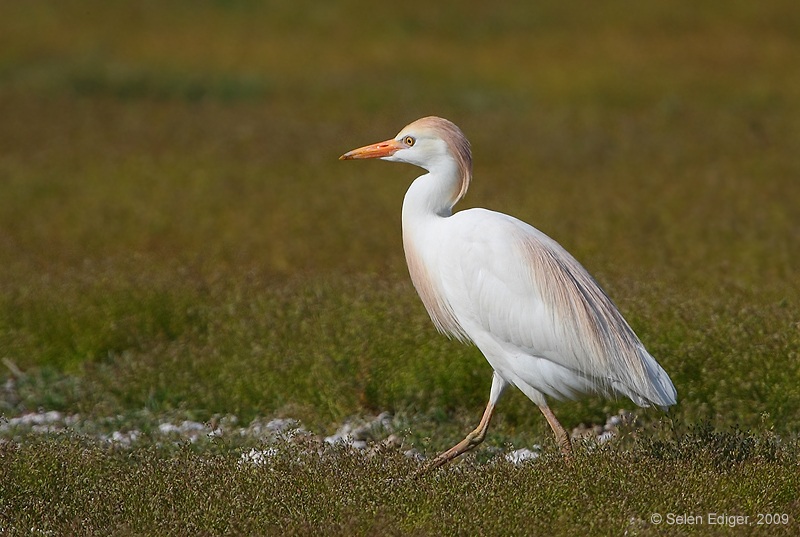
<box><xmin>439</xmin><ymin>209</ymin><xmax>675</xmax><ymax>407</ymax></box>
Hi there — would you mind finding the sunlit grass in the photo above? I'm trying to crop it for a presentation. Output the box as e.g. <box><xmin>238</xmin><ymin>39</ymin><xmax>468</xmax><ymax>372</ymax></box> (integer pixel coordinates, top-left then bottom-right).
<box><xmin>1</xmin><ymin>430</ymin><xmax>797</xmax><ymax>536</ymax></box>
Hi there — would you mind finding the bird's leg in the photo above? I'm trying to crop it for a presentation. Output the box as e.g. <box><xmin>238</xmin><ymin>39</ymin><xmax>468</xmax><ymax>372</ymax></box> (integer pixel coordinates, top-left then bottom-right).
<box><xmin>414</xmin><ymin>372</ymin><xmax>508</xmax><ymax>476</ymax></box>
<box><xmin>539</xmin><ymin>405</ymin><xmax>573</xmax><ymax>457</ymax></box>
<box><xmin>426</xmin><ymin>400</ymin><xmax>496</xmax><ymax>471</ymax></box>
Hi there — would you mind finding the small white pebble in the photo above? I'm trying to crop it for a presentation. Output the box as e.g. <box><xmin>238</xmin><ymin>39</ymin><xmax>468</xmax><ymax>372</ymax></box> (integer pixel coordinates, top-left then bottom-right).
<box><xmin>158</xmin><ymin>423</ymin><xmax>180</xmax><ymax>434</ymax></box>
<box><xmin>239</xmin><ymin>447</ymin><xmax>278</xmax><ymax>466</ymax></box>
<box><xmin>179</xmin><ymin>420</ymin><xmax>206</xmax><ymax>432</ymax></box>
<box><xmin>597</xmin><ymin>431</ymin><xmax>615</xmax><ymax>443</ymax></box>
<box><xmin>108</xmin><ymin>430</ymin><xmax>141</xmax><ymax>446</ymax></box>
<box><xmin>505</xmin><ymin>448</ymin><xmax>540</xmax><ymax>465</ymax></box>
<box><xmin>9</xmin><ymin>411</ymin><xmax>63</xmax><ymax>427</ymax></box>
<box><xmin>403</xmin><ymin>448</ymin><xmax>425</xmax><ymax>461</ymax></box>
<box><xmin>265</xmin><ymin>418</ymin><xmax>299</xmax><ymax>433</ymax></box>
<box><xmin>324</xmin><ymin>422</ymin><xmax>354</xmax><ymax>445</ymax></box>
<box><xmin>31</xmin><ymin>424</ymin><xmax>61</xmax><ymax>434</ymax></box>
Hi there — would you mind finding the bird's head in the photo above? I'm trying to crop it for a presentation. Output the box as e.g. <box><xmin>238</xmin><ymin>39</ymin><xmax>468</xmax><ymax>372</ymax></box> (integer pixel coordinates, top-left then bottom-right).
<box><xmin>340</xmin><ymin>116</ymin><xmax>472</xmax><ymax>205</ymax></box>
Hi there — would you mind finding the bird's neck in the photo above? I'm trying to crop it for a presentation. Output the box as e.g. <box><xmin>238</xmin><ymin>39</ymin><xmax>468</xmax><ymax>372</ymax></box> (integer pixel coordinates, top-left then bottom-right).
<box><xmin>401</xmin><ymin>164</ymin><xmax>462</xmax><ymax>223</ymax></box>
<box><xmin>400</xmin><ymin>168</ymin><xmax>469</xmax><ymax>341</ymax></box>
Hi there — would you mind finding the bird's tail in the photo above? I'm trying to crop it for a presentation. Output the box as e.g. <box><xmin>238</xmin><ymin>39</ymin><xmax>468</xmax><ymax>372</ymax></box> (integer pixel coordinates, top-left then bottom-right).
<box><xmin>614</xmin><ymin>346</ymin><xmax>677</xmax><ymax>410</ymax></box>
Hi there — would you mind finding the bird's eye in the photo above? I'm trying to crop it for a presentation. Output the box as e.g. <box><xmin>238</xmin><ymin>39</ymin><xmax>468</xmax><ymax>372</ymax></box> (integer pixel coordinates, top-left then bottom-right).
<box><xmin>403</xmin><ymin>136</ymin><xmax>415</xmax><ymax>147</ymax></box>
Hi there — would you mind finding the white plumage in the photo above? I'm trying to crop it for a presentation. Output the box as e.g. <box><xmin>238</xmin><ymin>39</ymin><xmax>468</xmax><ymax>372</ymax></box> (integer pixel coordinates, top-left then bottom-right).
<box><xmin>341</xmin><ymin>116</ymin><xmax>676</xmax><ymax>467</ymax></box>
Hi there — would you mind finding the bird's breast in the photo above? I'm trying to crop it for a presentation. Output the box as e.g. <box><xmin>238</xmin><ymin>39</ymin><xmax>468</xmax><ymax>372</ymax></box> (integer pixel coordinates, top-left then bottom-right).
<box><xmin>402</xmin><ymin>226</ymin><xmax>469</xmax><ymax>342</ymax></box>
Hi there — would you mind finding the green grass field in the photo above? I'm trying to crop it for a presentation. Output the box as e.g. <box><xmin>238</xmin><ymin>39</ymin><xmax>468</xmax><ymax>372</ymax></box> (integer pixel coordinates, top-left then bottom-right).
<box><xmin>1</xmin><ymin>1</ymin><xmax>799</xmax><ymax>535</ymax></box>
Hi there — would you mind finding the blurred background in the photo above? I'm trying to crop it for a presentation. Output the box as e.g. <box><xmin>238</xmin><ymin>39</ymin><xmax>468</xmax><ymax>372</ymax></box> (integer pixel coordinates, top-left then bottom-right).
<box><xmin>0</xmin><ymin>0</ymin><xmax>798</xmax><ymax>440</ymax></box>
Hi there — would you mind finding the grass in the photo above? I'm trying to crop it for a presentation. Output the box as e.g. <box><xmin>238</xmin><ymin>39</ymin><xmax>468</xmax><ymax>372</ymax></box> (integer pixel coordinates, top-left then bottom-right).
<box><xmin>1</xmin><ymin>0</ymin><xmax>799</xmax><ymax>534</ymax></box>
<box><xmin>1</xmin><ymin>428</ymin><xmax>798</xmax><ymax>536</ymax></box>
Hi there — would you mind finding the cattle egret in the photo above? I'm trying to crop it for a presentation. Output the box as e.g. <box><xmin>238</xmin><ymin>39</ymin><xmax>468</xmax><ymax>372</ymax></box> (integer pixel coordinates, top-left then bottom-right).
<box><xmin>340</xmin><ymin>116</ymin><xmax>676</xmax><ymax>469</ymax></box>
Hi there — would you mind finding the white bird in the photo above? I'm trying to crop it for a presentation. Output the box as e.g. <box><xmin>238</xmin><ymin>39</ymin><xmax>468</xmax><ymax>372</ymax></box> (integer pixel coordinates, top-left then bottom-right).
<box><xmin>340</xmin><ymin>116</ymin><xmax>676</xmax><ymax>468</ymax></box>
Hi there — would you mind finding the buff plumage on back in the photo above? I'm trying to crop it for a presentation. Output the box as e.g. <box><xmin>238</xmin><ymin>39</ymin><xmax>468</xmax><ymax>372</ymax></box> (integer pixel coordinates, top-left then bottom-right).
<box><xmin>517</xmin><ymin>231</ymin><xmax>675</xmax><ymax>408</ymax></box>
<box><xmin>404</xmin><ymin>117</ymin><xmax>473</xmax><ymax>208</ymax></box>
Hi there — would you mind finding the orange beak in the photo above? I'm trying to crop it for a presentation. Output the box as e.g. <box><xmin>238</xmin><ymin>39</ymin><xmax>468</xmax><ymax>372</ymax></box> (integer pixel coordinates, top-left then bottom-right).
<box><xmin>339</xmin><ymin>138</ymin><xmax>404</xmax><ymax>160</ymax></box>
